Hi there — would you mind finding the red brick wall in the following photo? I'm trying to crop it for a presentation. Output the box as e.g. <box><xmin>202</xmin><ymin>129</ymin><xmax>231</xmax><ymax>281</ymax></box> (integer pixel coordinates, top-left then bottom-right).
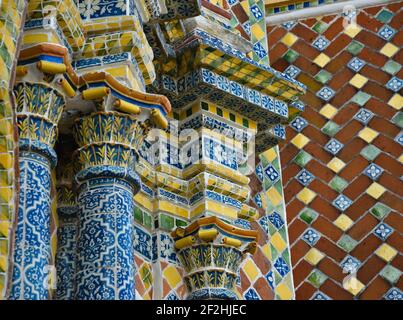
<box><xmin>268</xmin><ymin>2</ymin><xmax>402</xmax><ymax>300</ymax></box>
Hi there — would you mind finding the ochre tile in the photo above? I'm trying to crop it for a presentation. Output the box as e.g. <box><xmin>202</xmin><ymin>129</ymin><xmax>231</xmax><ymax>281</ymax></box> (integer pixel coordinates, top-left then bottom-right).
<box><xmin>375</xmin><ymin>243</ymin><xmax>398</xmax><ymax>262</ymax></box>
<box><xmin>297</xmin><ymin>187</ymin><xmax>316</xmax><ymax>204</ymax></box>
<box><xmin>275</xmin><ymin>282</ymin><xmax>293</xmax><ymax>300</ymax></box>
<box><xmin>327</xmin><ymin>157</ymin><xmax>346</xmax><ymax>173</ymax></box>
<box><xmin>349</xmin><ymin>74</ymin><xmax>368</xmax><ymax>89</ymax></box>
<box><xmin>358</xmin><ymin>127</ymin><xmax>379</xmax><ymax>143</ymax></box>
<box><xmin>320</xmin><ymin>104</ymin><xmax>338</xmax><ymax>119</ymax></box>
<box><xmin>163</xmin><ymin>266</ymin><xmax>182</xmax><ymax>289</ymax></box>
<box><xmin>366</xmin><ymin>182</ymin><xmax>386</xmax><ymax>199</ymax></box>
<box><xmin>388</xmin><ymin>94</ymin><xmax>402</xmax><ymax>110</ymax></box>
<box><xmin>291</xmin><ymin>133</ymin><xmax>310</xmax><ymax>149</ymax></box>
<box><xmin>343</xmin><ymin>276</ymin><xmax>365</xmax><ymax>296</ymax></box>
<box><xmin>344</xmin><ymin>24</ymin><xmax>362</xmax><ymax>38</ymax></box>
<box><xmin>270</xmin><ymin>232</ymin><xmax>287</xmax><ymax>252</ymax></box>
<box><xmin>304</xmin><ymin>248</ymin><xmax>325</xmax><ymax>266</ymax></box>
<box><xmin>313</xmin><ymin>53</ymin><xmax>331</xmax><ymax>67</ymax></box>
<box><xmin>242</xmin><ymin>259</ymin><xmax>260</xmax><ymax>283</ymax></box>
<box><xmin>266</xmin><ymin>186</ymin><xmax>283</xmax><ymax>206</ymax></box>
<box><xmin>380</xmin><ymin>43</ymin><xmax>399</xmax><ymax>57</ymax></box>
<box><xmin>333</xmin><ymin>214</ymin><xmax>354</xmax><ymax>231</ymax></box>
<box><xmin>281</xmin><ymin>33</ymin><xmax>298</xmax><ymax>47</ymax></box>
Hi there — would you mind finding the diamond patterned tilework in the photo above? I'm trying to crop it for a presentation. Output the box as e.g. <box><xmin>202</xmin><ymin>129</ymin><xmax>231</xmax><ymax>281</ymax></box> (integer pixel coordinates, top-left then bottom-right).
<box><xmin>296</xmin><ymin>169</ymin><xmax>314</xmax><ymax>186</ymax></box>
<box><xmin>325</xmin><ymin>139</ymin><xmax>344</xmax><ymax>155</ymax></box>
<box><xmin>302</xmin><ymin>228</ymin><xmax>320</xmax><ymax>246</ymax></box>
<box><xmin>312</xmin><ymin>36</ymin><xmax>330</xmax><ymax>51</ymax></box>
<box><xmin>384</xmin><ymin>288</ymin><xmax>403</xmax><ymax>300</ymax></box>
<box><xmin>267</xmin><ymin>2</ymin><xmax>402</xmax><ymax>300</ymax></box>
<box><xmin>290</xmin><ymin>116</ymin><xmax>308</xmax><ymax>132</ymax></box>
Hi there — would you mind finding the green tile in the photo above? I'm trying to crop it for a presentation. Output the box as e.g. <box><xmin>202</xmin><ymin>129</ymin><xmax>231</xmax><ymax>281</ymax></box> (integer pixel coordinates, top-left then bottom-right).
<box><xmin>134</xmin><ymin>207</ymin><xmax>143</xmax><ymax>223</ymax></box>
<box><xmin>307</xmin><ymin>269</ymin><xmax>327</xmax><ymax>288</ymax></box>
<box><xmin>315</xmin><ymin>70</ymin><xmax>332</xmax><ymax>84</ymax></box>
<box><xmin>347</xmin><ymin>41</ymin><xmax>364</xmax><ymax>55</ymax></box>
<box><xmin>160</xmin><ymin>214</ymin><xmax>175</xmax><ymax>230</ymax></box>
<box><xmin>351</xmin><ymin>91</ymin><xmax>371</xmax><ymax>106</ymax></box>
<box><xmin>337</xmin><ymin>235</ymin><xmax>358</xmax><ymax>252</ymax></box>
<box><xmin>382</xmin><ymin>60</ymin><xmax>401</xmax><ymax>75</ymax></box>
<box><xmin>284</xmin><ymin>49</ymin><xmax>299</xmax><ymax>63</ymax></box>
<box><xmin>293</xmin><ymin>150</ymin><xmax>312</xmax><ymax>167</ymax></box>
<box><xmin>176</xmin><ymin>219</ymin><xmax>188</xmax><ymax>227</ymax></box>
<box><xmin>299</xmin><ymin>208</ymin><xmax>318</xmax><ymax>224</ymax></box>
<box><xmin>330</xmin><ymin>176</ymin><xmax>348</xmax><ymax>193</ymax></box>
<box><xmin>376</xmin><ymin>9</ymin><xmax>394</xmax><ymax>23</ymax></box>
<box><xmin>360</xmin><ymin>145</ymin><xmax>381</xmax><ymax>161</ymax></box>
<box><xmin>322</xmin><ymin>121</ymin><xmax>341</xmax><ymax>136</ymax></box>
<box><xmin>312</xmin><ymin>21</ymin><xmax>328</xmax><ymax>34</ymax></box>
<box><xmin>392</xmin><ymin>112</ymin><xmax>403</xmax><ymax>129</ymax></box>
<box><xmin>270</xmin><ymin>243</ymin><xmax>279</xmax><ymax>261</ymax></box>
<box><xmin>144</xmin><ymin>213</ymin><xmax>152</xmax><ymax>229</ymax></box>
<box><xmin>380</xmin><ymin>265</ymin><xmax>401</xmax><ymax>284</ymax></box>
<box><xmin>370</xmin><ymin>203</ymin><xmax>391</xmax><ymax>220</ymax></box>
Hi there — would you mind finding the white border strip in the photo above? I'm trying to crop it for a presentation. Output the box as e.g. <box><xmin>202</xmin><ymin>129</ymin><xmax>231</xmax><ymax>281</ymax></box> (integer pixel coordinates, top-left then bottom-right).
<box><xmin>266</xmin><ymin>0</ymin><xmax>397</xmax><ymax>25</ymax></box>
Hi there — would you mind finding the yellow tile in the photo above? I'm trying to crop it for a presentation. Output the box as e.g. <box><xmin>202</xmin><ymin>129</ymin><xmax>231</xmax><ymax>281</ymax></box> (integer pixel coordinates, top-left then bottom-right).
<box><xmin>380</xmin><ymin>43</ymin><xmax>399</xmax><ymax>57</ymax></box>
<box><xmin>0</xmin><ymin>255</ymin><xmax>7</xmax><ymax>272</ymax></box>
<box><xmin>333</xmin><ymin>214</ymin><xmax>354</xmax><ymax>231</ymax></box>
<box><xmin>0</xmin><ymin>221</ymin><xmax>8</xmax><ymax>237</ymax></box>
<box><xmin>388</xmin><ymin>94</ymin><xmax>402</xmax><ymax>110</ymax></box>
<box><xmin>320</xmin><ymin>104</ymin><xmax>338</xmax><ymax>119</ymax></box>
<box><xmin>275</xmin><ymin>282</ymin><xmax>293</xmax><ymax>300</ymax></box>
<box><xmin>327</xmin><ymin>157</ymin><xmax>346</xmax><ymax>173</ymax></box>
<box><xmin>251</xmin><ymin>23</ymin><xmax>265</xmax><ymax>41</ymax></box>
<box><xmin>281</xmin><ymin>33</ymin><xmax>298</xmax><ymax>47</ymax></box>
<box><xmin>313</xmin><ymin>53</ymin><xmax>330</xmax><ymax>67</ymax></box>
<box><xmin>266</xmin><ymin>186</ymin><xmax>283</xmax><ymax>206</ymax></box>
<box><xmin>261</xmin><ymin>243</ymin><xmax>271</xmax><ymax>260</ymax></box>
<box><xmin>375</xmin><ymin>243</ymin><xmax>397</xmax><ymax>262</ymax></box>
<box><xmin>163</xmin><ymin>265</ymin><xmax>182</xmax><ymax>289</ymax></box>
<box><xmin>344</xmin><ymin>24</ymin><xmax>362</xmax><ymax>38</ymax></box>
<box><xmin>399</xmin><ymin>154</ymin><xmax>403</xmax><ymax>163</ymax></box>
<box><xmin>343</xmin><ymin>276</ymin><xmax>365</xmax><ymax>296</ymax></box>
<box><xmin>349</xmin><ymin>74</ymin><xmax>368</xmax><ymax>89</ymax></box>
<box><xmin>262</xmin><ymin>147</ymin><xmax>278</xmax><ymax>162</ymax></box>
<box><xmin>304</xmin><ymin>248</ymin><xmax>324</xmax><ymax>266</ymax></box>
<box><xmin>291</xmin><ymin>133</ymin><xmax>310</xmax><ymax>149</ymax></box>
<box><xmin>242</xmin><ymin>259</ymin><xmax>259</xmax><ymax>282</ymax></box>
<box><xmin>358</xmin><ymin>127</ymin><xmax>379</xmax><ymax>143</ymax></box>
<box><xmin>271</xmin><ymin>232</ymin><xmax>287</xmax><ymax>252</ymax></box>
<box><xmin>366</xmin><ymin>182</ymin><xmax>386</xmax><ymax>199</ymax></box>
<box><xmin>297</xmin><ymin>187</ymin><xmax>316</xmax><ymax>204</ymax></box>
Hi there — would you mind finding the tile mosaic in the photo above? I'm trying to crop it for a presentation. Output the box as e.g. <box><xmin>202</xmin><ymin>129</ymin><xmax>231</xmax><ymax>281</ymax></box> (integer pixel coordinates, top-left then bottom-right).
<box><xmin>304</xmin><ymin>248</ymin><xmax>324</xmax><ymax>266</ymax></box>
<box><xmin>330</xmin><ymin>176</ymin><xmax>348</xmax><ymax>193</ymax></box>
<box><xmin>333</xmin><ymin>214</ymin><xmax>354</xmax><ymax>232</ymax></box>
<box><xmin>358</xmin><ymin>127</ymin><xmax>379</xmax><ymax>143</ymax></box>
<box><xmin>343</xmin><ymin>276</ymin><xmax>365</xmax><ymax>296</ymax></box>
<box><xmin>380</xmin><ymin>265</ymin><xmax>401</xmax><ymax>285</ymax></box>
<box><xmin>354</xmin><ymin>108</ymin><xmax>374</xmax><ymax>124</ymax></box>
<box><xmin>313</xmin><ymin>53</ymin><xmax>330</xmax><ymax>68</ymax></box>
<box><xmin>388</xmin><ymin>94</ymin><xmax>402</xmax><ymax>110</ymax></box>
<box><xmin>327</xmin><ymin>157</ymin><xmax>346</xmax><ymax>173</ymax></box>
<box><xmin>376</xmin><ymin>9</ymin><xmax>393</xmax><ymax>23</ymax></box>
<box><xmin>297</xmin><ymin>188</ymin><xmax>316</xmax><ymax>205</ymax></box>
<box><xmin>315</xmin><ymin>70</ymin><xmax>332</xmax><ymax>84</ymax></box>
<box><xmin>291</xmin><ymin>133</ymin><xmax>310</xmax><ymax>149</ymax></box>
<box><xmin>273</xmin><ymin>256</ymin><xmax>290</xmax><ymax>277</ymax></box>
<box><xmin>340</xmin><ymin>255</ymin><xmax>361</xmax><ymax>274</ymax></box>
<box><xmin>370</xmin><ymin>203</ymin><xmax>391</xmax><ymax>220</ymax></box>
<box><xmin>264</xmin><ymin>164</ymin><xmax>280</xmax><ymax>183</ymax></box>
<box><xmin>380</xmin><ymin>43</ymin><xmax>399</xmax><ymax>58</ymax></box>
<box><xmin>307</xmin><ymin>269</ymin><xmax>327</xmax><ymax>288</ymax></box>
<box><xmin>382</xmin><ymin>60</ymin><xmax>401</xmax><ymax>75</ymax></box>
<box><xmin>351</xmin><ymin>91</ymin><xmax>371</xmax><ymax>106</ymax></box>
<box><xmin>284</xmin><ymin>65</ymin><xmax>301</xmax><ymax>79</ymax></box>
<box><xmin>244</xmin><ymin>288</ymin><xmax>261</xmax><ymax>300</ymax></box>
<box><xmin>395</xmin><ymin>132</ymin><xmax>403</xmax><ymax>146</ymax></box>
<box><xmin>337</xmin><ymin>235</ymin><xmax>358</xmax><ymax>253</ymax></box>
<box><xmin>321</xmin><ymin>121</ymin><xmax>341</xmax><ymax>137</ymax></box>
<box><xmin>366</xmin><ymin>182</ymin><xmax>386</xmax><ymax>199</ymax></box>
<box><xmin>360</xmin><ymin>145</ymin><xmax>381</xmax><ymax>161</ymax></box>
<box><xmin>349</xmin><ymin>74</ymin><xmax>368</xmax><ymax>89</ymax></box>
<box><xmin>268</xmin><ymin>211</ymin><xmax>285</xmax><ymax>230</ymax></box>
<box><xmin>311</xmin><ymin>291</ymin><xmax>331</xmax><ymax>300</ymax></box>
<box><xmin>347</xmin><ymin>41</ymin><xmax>364</xmax><ymax>55</ymax></box>
<box><xmin>299</xmin><ymin>208</ymin><xmax>318</xmax><ymax>225</ymax></box>
<box><xmin>294</xmin><ymin>150</ymin><xmax>313</xmax><ymax>167</ymax></box>
<box><xmin>320</xmin><ymin>104</ymin><xmax>337</xmax><ymax>119</ymax></box>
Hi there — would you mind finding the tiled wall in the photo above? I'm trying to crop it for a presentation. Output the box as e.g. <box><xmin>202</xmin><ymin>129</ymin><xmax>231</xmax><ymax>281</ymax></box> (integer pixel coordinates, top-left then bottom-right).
<box><xmin>267</xmin><ymin>2</ymin><xmax>402</xmax><ymax>299</ymax></box>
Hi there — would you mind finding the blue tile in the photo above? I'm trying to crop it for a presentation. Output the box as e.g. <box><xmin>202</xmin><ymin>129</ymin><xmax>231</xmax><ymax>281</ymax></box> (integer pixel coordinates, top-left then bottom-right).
<box><xmin>274</xmin><ymin>257</ymin><xmax>290</xmax><ymax>277</ymax></box>
<box><xmin>296</xmin><ymin>169</ymin><xmax>314</xmax><ymax>186</ymax></box>
<box><xmin>348</xmin><ymin>57</ymin><xmax>365</xmax><ymax>72</ymax></box>
<box><xmin>264</xmin><ymin>164</ymin><xmax>280</xmax><ymax>183</ymax></box>
<box><xmin>363</xmin><ymin>163</ymin><xmax>383</xmax><ymax>180</ymax></box>
<box><xmin>395</xmin><ymin>132</ymin><xmax>403</xmax><ymax>146</ymax></box>
<box><xmin>378</xmin><ymin>25</ymin><xmax>396</xmax><ymax>40</ymax></box>
<box><xmin>311</xmin><ymin>291</ymin><xmax>331</xmax><ymax>300</ymax></box>
<box><xmin>317</xmin><ymin>86</ymin><xmax>335</xmax><ymax>101</ymax></box>
<box><xmin>340</xmin><ymin>255</ymin><xmax>361</xmax><ymax>273</ymax></box>
<box><xmin>312</xmin><ymin>36</ymin><xmax>330</xmax><ymax>51</ymax></box>
<box><xmin>254</xmin><ymin>193</ymin><xmax>263</xmax><ymax>208</ymax></box>
<box><xmin>384</xmin><ymin>288</ymin><xmax>402</xmax><ymax>300</ymax></box>
<box><xmin>258</xmin><ymin>216</ymin><xmax>270</xmax><ymax>234</ymax></box>
<box><xmin>386</xmin><ymin>77</ymin><xmax>402</xmax><ymax>92</ymax></box>
<box><xmin>333</xmin><ymin>195</ymin><xmax>352</xmax><ymax>211</ymax></box>
<box><xmin>373</xmin><ymin>223</ymin><xmax>393</xmax><ymax>240</ymax></box>
<box><xmin>244</xmin><ymin>288</ymin><xmax>261</xmax><ymax>300</ymax></box>
<box><xmin>302</xmin><ymin>228</ymin><xmax>321</xmax><ymax>246</ymax></box>
<box><xmin>282</xmin><ymin>21</ymin><xmax>296</xmax><ymax>30</ymax></box>
<box><xmin>325</xmin><ymin>138</ymin><xmax>344</xmax><ymax>155</ymax></box>
<box><xmin>250</xmin><ymin>4</ymin><xmax>264</xmax><ymax>20</ymax></box>
<box><xmin>284</xmin><ymin>65</ymin><xmax>301</xmax><ymax>79</ymax></box>
<box><xmin>265</xmin><ymin>271</ymin><xmax>275</xmax><ymax>289</ymax></box>
<box><xmin>253</xmin><ymin>42</ymin><xmax>268</xmax><ymax>59</ymax></box>
<box><xmin>255</xmin><ymin>163</ymin><xmax>264</xmax><ymax>181</ymax></box>
<box><xmin>354</xmin><ymin>108</ymin><xmax>374</xmax><ymax>124</ymax></box>
<box><xmin>268</xmin><ymin>211</ymin><xmax>284</xmax><ymax>229</ymax></box>
<box><xmin>290</xmin><ymin>116</ymin><xmax>308</xmax><ymax>132</ymax></box>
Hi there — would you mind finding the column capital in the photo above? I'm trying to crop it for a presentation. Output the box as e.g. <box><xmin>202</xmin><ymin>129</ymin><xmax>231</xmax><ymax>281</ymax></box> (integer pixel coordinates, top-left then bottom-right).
<box><xmin>172</xmin><ymin>216</ymin><xmax>258</xmax><ymax>300</ymax></box>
